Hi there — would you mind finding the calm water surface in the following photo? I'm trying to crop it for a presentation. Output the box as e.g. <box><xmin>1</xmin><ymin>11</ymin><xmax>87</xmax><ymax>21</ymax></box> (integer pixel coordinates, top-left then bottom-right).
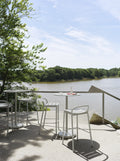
<box><xmin>31</xmin><ymin>78</ymin><xmax>120</xmax><ymax>121</ymax></box>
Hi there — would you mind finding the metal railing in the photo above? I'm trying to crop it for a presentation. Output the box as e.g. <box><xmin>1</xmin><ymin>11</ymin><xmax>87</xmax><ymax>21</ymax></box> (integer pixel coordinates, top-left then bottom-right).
<box><xmin>88</xmin><ymin>85</ymin><xmax>120</xmax><ymax>123</ymax></box>
<box><xmin>31</xmin><ymin>85</ymin><xmax>120</xmax><ymax>124</ymax></box>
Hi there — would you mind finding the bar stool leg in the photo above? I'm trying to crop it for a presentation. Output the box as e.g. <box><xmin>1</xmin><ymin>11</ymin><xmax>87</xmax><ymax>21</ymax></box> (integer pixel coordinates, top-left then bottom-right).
<box><xmin>87</xmin><ymin>112</ymin><xmax>92</xmax><ymax>140</ymax></box>
<box><xmin>7</xmin><ymin>107</ymin><xmax>9</xmax><ymax>135</ymax></box>
<box><xmin>37</xmin><ymin>107</ymin><xmax>39</xmax><ymax>124</ymax></box>
<box><xmin>43</xmin><ymin>107</ymin><xmax>47</xmax><ymax>127</ymax></box>
<box><xmin>26</xmin><ymin>102</ymin><xmax>29</xmax><ymax>126</ymax></box>
<box><xmin>18</xmin><ymin>101</ymin><xmax>21</xmax><ymax>122</ymax></box>
<box><xmin>39</xmin><ymin>107</ymin><xmax>45</xmax><ymax>135</ymax></box>
<box><xmin>11</xmin><ymin>106</ymin><xmax>13</xmax><ymax>131</ymax></box>
<box><xmin>40</xmin><ymin>108</ymin><xmax>44</xmax><ymax>126</ymax></box>
<box><xmin>87</xmin><ymin>112</ymin><xmax>93</xmax><ymax>146</ymax></box>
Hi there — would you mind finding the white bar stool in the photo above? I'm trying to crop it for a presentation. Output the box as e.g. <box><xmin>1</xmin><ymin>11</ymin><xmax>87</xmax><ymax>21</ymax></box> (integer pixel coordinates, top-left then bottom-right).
<box><xmin>40</xmin><ymin>98</ymin><xmax>59</xmax><ymax>134</ymax></box>
<box><xmin>0</xmin><ymin>100</ymin><xmax>13</xmax><ymax>135</ymax></box>
<box><xmin>62</xmin><ymin>105</ymin><xmax>93</xmax><ymax>152</ymax></box>
<box><xmin>18</xmin><ymin>97</ymin><xmax>39</xmax><ymax>126</ymax></box>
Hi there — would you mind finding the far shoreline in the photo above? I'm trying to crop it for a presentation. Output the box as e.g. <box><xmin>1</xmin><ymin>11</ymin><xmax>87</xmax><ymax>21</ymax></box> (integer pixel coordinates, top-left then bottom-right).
<box><xmin>32</xmin><ymin>76</ymin><xmax>120</xmax><ymax>84</ymax></box>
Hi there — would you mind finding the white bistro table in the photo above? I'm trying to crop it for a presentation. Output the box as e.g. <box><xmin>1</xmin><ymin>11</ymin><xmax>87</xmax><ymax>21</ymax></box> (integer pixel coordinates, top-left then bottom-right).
<box><xmin>4</xmin><ymin>89</ymin><xmax>30</xmax><ymax>128</ymax></box>
<box><xmin>55</xmin><ymin>92</ymin><xmax>80</xmax><ymax>138</ymax></box>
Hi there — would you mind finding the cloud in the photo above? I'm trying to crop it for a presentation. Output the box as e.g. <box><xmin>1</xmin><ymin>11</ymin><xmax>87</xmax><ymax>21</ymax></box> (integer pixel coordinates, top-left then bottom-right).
<box><xmin>24</xmin><ymin>26</ymin><xmax>119</xmax><ymax>69</ymax></box>
<box><xmin>65</xmin><ymin>27</ymin><xmax>114</xmax><ymax>56</ymax></box>
<box><xmin>74</xmin><ymin>17</ymin><xmax>91</xmax><ymax>24</ymax></box>
<box><xmin>48</xmin><ymin>0</ymin><xmax>57</xmax><ymax>8</ymax></box>
<box><xmin>96</xmin><ymin>0</ymin><xmax>120</xmax><ymax>20</ymax></box>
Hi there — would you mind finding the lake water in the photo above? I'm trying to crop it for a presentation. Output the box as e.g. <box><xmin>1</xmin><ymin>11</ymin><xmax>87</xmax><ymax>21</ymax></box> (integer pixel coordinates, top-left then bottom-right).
<box><xmin>31</xmin><ymin>78</ymin><xmax>120</xmax><ymax>121</ymax></box>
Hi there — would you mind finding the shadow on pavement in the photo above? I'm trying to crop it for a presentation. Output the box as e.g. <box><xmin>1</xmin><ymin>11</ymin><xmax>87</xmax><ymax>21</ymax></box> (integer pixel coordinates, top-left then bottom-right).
<box><xmin>67</xmin><ymin>139</ymin><xmax>109</xmax><ymax>160</ymax></box>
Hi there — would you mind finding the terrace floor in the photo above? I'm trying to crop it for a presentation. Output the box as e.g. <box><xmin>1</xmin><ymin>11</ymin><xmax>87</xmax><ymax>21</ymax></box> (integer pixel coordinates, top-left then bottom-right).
<box><xmin>0</xmin><ymin>111</ymin><xmax>120</xmax><ymax>161</ymax></box>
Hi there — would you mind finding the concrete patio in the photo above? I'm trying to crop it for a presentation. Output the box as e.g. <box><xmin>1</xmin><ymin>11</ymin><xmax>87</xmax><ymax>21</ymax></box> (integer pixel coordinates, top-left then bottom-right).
<box><xmin>0</xmin><ymin>111</ymin><xmax>120</xmax><ymax>161</ymax></box>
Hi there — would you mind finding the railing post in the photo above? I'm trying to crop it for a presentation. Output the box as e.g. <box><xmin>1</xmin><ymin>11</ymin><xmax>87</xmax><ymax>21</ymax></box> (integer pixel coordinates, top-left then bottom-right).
<box><xmin>102</xmin><ymin>93</ymin><xmax>105</xmax><ymax>124</ymax></box>
<box><xmin>66</xmin><ymin>96</ymin><xmax>68</xmax><ymax>132</ymax></box>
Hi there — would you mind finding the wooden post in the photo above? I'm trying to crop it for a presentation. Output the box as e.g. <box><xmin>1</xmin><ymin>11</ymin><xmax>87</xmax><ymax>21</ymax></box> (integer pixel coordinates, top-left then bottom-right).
<box><xmin>102</xmin><ymin>93</ymin><xmax>105</xmax><ymax>124</ymax></box>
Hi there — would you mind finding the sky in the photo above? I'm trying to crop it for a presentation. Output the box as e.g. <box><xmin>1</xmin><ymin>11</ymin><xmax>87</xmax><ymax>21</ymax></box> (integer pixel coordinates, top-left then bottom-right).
<box><xmin>24</xmin><ymin>0</ymin><xmax>120</xmax><ymax>69</ymax></box>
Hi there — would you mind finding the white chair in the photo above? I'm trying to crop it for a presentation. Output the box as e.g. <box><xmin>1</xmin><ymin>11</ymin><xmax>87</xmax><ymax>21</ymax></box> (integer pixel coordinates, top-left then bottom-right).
<box><xmin>40</xmin><ymin>98</ymin><xmax>59</xmax><ymax>134</ymax></box>
<box><xmin>18</xmin><ymin>96</ymin><xmax>39</xmax><ymax>126</ymax></box>
<box><xmin>62</xmin><ymin>105</ymin><xmax>93</xmax><ymax>152</ymax></box>
<box><xmin>0</xmin><ymin>100</ymin><xmax>13</xmax><ymax>135</ymax></box>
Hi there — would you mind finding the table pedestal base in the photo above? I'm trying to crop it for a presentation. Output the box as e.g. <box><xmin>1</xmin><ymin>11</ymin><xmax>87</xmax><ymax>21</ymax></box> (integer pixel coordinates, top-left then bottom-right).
<box><xmin>58</xmin><ymin>130</ymin><xmax>76</xmax><ymax>139</ymax></box>
<box><xmin>9</xmin><ymin>122</ymin><xmax>23</xmax><ymax>129</ymax></box>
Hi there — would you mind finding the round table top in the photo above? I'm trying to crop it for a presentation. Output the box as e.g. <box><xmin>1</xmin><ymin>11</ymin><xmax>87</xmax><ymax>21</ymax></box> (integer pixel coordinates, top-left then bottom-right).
<box><xmin>55</xmin><ymin>92</ymin><xmax>80</xmax><ymax>96</ymax></box>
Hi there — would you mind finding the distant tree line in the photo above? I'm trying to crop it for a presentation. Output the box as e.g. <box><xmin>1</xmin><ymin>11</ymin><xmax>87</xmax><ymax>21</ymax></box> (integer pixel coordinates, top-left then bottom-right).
<box><xmin>1</xmin><ymin>66</ymin><xmax>120</xmax><ymax>82</ymax></box>
<box><xmin>29</xmin><ymin>66</ymin><xmax>120</xmax><ymax>82</ymax></box>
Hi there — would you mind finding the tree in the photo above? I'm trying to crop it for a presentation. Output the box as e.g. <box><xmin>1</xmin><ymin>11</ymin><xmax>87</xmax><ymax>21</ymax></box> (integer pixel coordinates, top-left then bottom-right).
<box><xmin>0</xmin><ymin>0</ymin><xmax>47</xmax><ymax>94</ymax></box>
<box><xmin>47</xmin><ymin>68</ymin><xmax>56</xmax><ymax>81</ymax></box>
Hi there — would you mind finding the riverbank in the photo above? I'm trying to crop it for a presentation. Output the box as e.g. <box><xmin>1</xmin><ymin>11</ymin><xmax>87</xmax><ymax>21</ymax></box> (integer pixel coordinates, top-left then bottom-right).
<box><xmin>32</xmin><ymin>76</ymin><xmax>120</xmax><ymax>84</ymax></box>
